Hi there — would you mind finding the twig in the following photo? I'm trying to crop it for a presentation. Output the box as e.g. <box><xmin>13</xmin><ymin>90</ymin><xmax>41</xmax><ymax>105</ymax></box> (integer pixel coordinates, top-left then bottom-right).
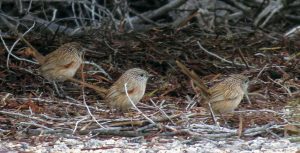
<box><xmin>16</xmin><ymin>32</ymin><xmax>45</xmax><ymax>64</ymax></box>
<box><xmin>17</xmin><ymin>121</ymin><xmax>54</xmax><ymax>131</ymax></box>
<box><xmin>0</xmin><ymin>110</ymin><xmax>53</xmax><ymax>124</ymax></box>
<box><xmin>284</xmin><ymin>25</ymin><xmax>300</xmax><ymax>38</ymax></box>
<box><xmin>234</xmin><ymin>109</ymin><xmax>284</xmax><ymax>115</ymax></box>
<box><xmin>0</xmin><ymin>23</ymin><xmax>37</xmax><ymax>68</ymax></box>
<box><xmin>256</xmin><ymin>64</ymin><xmax>269</xmax><ymax>79</ymax></box>
<box><xmin>124</xmin><ymin>83</ymin><xmax>155</xmax><ymax>124</ymax></box>
<box><xmin>73</xmin><ymin>116</ymin><xmax>89</xmax><ymax>134</ymax></box>
<box><xmin>185</xmin><ymin>95</ymin><xmax>199</xmax><ymax>111</ymax></box>
<box><xmin>128</xmin><ymin>8</ymin><xmax>160</xmax><ymax>26</ymax></box>
<box><xmin>0</xmin><ymin>93</ymin><xmax>12</xmax><ymax>106</ymax></box>
<box><xmin>197</xmin><ymin>41</ymin><xmax>254</xmax><ymax>68</ymax></box>
<box><xmin>80</xmin><ymin>61</ymin><xmax>105</xmax><ymax>129</ymax></box>
<box><xmin>208</xmin><ymin>102</ymin><xmax>219</xmax><ymax>127</ymax></box>
<box><xmin>254</xmin><ymin>0</ymin><xmax>284</xmax><ymax>28</ymax></box>
<box><xmin>22</xmin><ymin>14</ymin><xmax>77</xmax><ymax>35</ymax></box>
<box><xmin>130</xmin><ymin>0</ymin><xmax>187</xmax><ymax>24</ymax></box>
<box><xmin>267</xmin><ymin>76</ymin><xmax>292</xmax><ymax>96</ymax></box>
<box><xmin>150</xmin><ymin>99</ymin><xmax>175</xmax><ymax>125</ymax></box>
<box><xmin>176</xmin><ymin>60</ymin><xmax>210</xmax><ymax>98</ymax></box>
<box><xmin>237</xmin><ymin>48</ymin><xmax>250</xmax><ymax>69</ymax></box>
<box><xmin>83</xmin><ymin>61</ymin><xmax>112</xmax><ymax>80</ymax></box>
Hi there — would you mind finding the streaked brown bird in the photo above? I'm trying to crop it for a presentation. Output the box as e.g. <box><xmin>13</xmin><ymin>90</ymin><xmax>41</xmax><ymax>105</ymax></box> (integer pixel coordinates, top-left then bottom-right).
<box><xmin>39</xmin><ymin>42</ymin><xmax>84</xmax><ymax>82</ymax></box>
<box><xmin>18</xmin><ymin>34</ymin><xmax>85</xmax><ymax>97</ymax></box>
<box><xmin>207</xmin><ymin>74</ymin><xmax>249</xmax><ymax>114</ymax></box>
<box><xmin>105</xmin><ymin>68</ymin><xmax>151</xmax><ymax>112</ymax></box>
<box><xmin>38</xmin><ymin>42</ymin><xmax>84</xmax><ymax>97</ymax></box>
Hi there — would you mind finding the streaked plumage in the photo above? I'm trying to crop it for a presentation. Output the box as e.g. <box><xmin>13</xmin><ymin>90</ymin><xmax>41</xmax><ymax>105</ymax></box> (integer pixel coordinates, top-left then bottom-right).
<box><xmin>105</xmin><ymin>68</ymin><xmax>150</xmax><ymax>111</ymax></box>
<box><xmin>39</xmin><ymin>42</ymin><xmax>84</xmax><ymax>81</ymax></box>
<box><xmin>207</xmin><ymin>74</ymin><xmax>249</xmax><ymax>114</ymax></box>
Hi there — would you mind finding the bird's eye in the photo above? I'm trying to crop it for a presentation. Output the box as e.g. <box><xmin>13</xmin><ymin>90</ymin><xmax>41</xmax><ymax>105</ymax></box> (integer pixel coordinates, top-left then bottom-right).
<box><xmin>140</xmin><ymin>73</ymin><xmax>145</xmax><ymax>77</ymax></box>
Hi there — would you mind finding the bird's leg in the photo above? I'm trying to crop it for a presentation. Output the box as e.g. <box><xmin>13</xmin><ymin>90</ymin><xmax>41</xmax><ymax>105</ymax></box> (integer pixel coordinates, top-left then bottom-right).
<box><xmin>219</xmin><ymin>113</ymin><xmax>230</xmax><ymax>128</ymax></box>
<box><xmin>208</xmin><ymin>102</ymin><xmax>220</xmax><ymax>127</ymax></box>
<box><xmin>245</xmin><ymin>92</ymin><xmax>251</xmax><ymax>104</ymax></box>
<box><xmin>52</xmin><ymin>81</ymin><xmax>66</xmax><ymax>98</ymax></box>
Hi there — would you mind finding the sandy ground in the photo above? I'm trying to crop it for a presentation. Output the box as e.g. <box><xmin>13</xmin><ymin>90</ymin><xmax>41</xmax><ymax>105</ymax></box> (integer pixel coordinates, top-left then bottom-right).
<box><xmin>0</xmin><ymin>136</ymin><xmax>299</xmax><ymax>153</ymax></box>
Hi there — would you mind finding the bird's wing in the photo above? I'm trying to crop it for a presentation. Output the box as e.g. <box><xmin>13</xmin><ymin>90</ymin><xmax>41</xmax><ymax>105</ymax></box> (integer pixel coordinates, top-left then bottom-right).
<box><xmin>209</xmin><ymin>85</ymin><xmax>240</xmax><ymax>104</ymax></box>
<box><xmin>116</xmin><ymin>80</ymin><xmax>136</xmax><ymax>95</ymax></box>
<box><xmin>106</xmin><ymin>80</ymin><xmax>136</xmax><ymax>98</ymax></box>
<box><xmin>40</xmin><ymin>51</ymin><xmax>77</xmax><ymax>72</ymax></box>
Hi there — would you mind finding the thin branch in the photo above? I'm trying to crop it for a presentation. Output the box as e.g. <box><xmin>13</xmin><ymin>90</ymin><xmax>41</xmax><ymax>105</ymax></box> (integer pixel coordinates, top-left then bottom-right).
<box><xmin>150</xmin><ymin>99</ymin><xmax>175</xmax><ymax>125</ymax></box>
<box><xmin>197</xmin><ymin>41</ymin><xmax>254</xmax><ymax>68</ymax></box>
<box><xmin>0</xmin><ymin>22</ymin><xmax>37</xmax><ymax>69</ymax></box>
<box><xmin>130</xmin><ymin>0</ymin><xmax>187</xmax><ymax>24</ymax></box>
<box><xmin>124</xmin><ymin>83</ymin><xmax>155</xmax><ymax>124</ymax></box>
<box><xmin>0</xmin><ymin>110</ymin><xmax>53</xmax><ymax>124</ymax></box>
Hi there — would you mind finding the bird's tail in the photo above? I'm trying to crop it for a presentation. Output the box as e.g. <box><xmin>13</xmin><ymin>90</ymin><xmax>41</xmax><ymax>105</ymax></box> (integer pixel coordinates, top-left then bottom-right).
<box><xmin>67</xmin><ymin>77</ymin><xmax>107</xmax><ymax>98</ymax></box>
<box><xmin>17</xmin><ymin>33</ymin><xmax>45</xmax><ymax>64</ymax></box>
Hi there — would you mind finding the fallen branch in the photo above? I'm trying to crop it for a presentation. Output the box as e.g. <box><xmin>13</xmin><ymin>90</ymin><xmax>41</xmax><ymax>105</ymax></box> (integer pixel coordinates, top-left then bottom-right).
<box><xmin>130</xmin><ymin>0</ymin><xmax>187</xmax><ymax>24</ymax></box>
<box><xmin>0</xmin><ymin>110</ymin><xmax>53</xmax><ymax>124</ymax></box>
<box><xmin>197</xmin><ymin>41</ymin><xmax>254</xmax><ymax>68</ymax></box>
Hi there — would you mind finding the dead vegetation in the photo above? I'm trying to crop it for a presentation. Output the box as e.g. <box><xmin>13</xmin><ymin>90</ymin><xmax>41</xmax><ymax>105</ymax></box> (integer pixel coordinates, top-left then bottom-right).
<box><xmin>0</xmin><ymin>0</ymin><xmax>299</xmax><ymax>147</ymax></box>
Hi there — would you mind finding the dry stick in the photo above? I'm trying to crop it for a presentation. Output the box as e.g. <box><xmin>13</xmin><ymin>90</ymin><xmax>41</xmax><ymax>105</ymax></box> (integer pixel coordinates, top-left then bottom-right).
<box><xmin>83</xmin><ymin>61</ymin><xmax>112</xmax><ymax>80</ymax></box>
<box><xmin>67</xmin><ymin>77</ymin><xmax>106</xmax><ymax>98</ymax></box>
<box><xmin>81</xmin><ymin>90</ymin><xmax>105</xmax><ymax>129</ymax></box>
<box><xmin>267</xmin><ymin>76</ymin><xmax>292</xmax><ymax>96</ymax></box>
<box><xmin>172</xmin><ymin>9</ymin><xmax>199</xmax><ymax>28</ymax></box>
<box><xmin>17</xmin><ymin>122</ymin><xmax>54</xmax><ymax>131</ymax></box>
<box><xmin>244</xmin><ymin>92</ymin><xmax>251</xmax><ymax>105</ymax></box>
<box><xmin>1</xmin><ymin>16</ymin><xmax>44</xmax><ymax>64</ymax></box>
<box><xmin>124</xmin><ymin>83</ymin><xmax>155</xmax><ymax>124</ymax></box>
<box><xmin>189</xmin><ymin>123</ymin><xmax>277</xmax><ymax>139</ymax></box>
<box><xmin>0</xmin><ymin>23</ymin><xmax>37</xmax><ymax>68</ymax></box>
<box><xmin>227</xmin><ymin>0</ymin><xmax>251</xmax><ymax>12</ymax></box>
<box><xmin>79</xmin><ymin>57</ymin><xmax>105</xmax><ymax>129</ymax></box>
<box><xmin>236</xmin><ymin>48</ymin><xmax>252</xmax><ymax>105</ymax></box>
<box><xmin>176</xmin><ymin>60</ymin><xmax>210</xmax><ymax>98</ymax></box>
<box><xmin>208</xmin><ymin>102</ymin><xmax>219</xmax><ymax>127</ymax></box>
<box><xmin>150</xmin><ymin>99</ymin><xmax>175</xmax><ymax>125</ymax></box>
<box><xmin>197</xmin><ymin>41</ymin><xmax>254</xmax><ymax>68</ymax></box>
<box><xmin>72</xmin><ymin>116</ymin><xmax>89</xmax><ymax>134</ymax></box>
<box><xmin>185</xmin><ymin>94</ymin><xmax>199</xmax><ymax>110</ymax></box>
<box><xmin>109</xmin><ymin>112</ymin><xmax>183</xmax><ymax>127</ymax></box>
<box><xmin>128</xmin><ymin>8</ymin><xmax>160</xmax><ymax>26</ymax></box>
<box><xmin>254</xmin><ymin>0</ymin><xmax>283</xmax><ymax>28</ymax></box>
<box><xmin>71</xmin><ymin>1</ymin><xmax>80</xmax><ymax>27</ymax></box>
<box><xmin>16</xmin><ymin>31</ymin><xmax>45</xmax><ymax>64</ymax></box>
<box><xmin>130</xmin><ymin>0</ymin><xmax>187</xmax><ymax>24</ymax></box>
<box><xmin>22</xmin><ymin>14</ymin><xmax>77</xmax><ymax>35</ymax></box>
<box><xmin>284</xmin><ymin>25</ymin><xmax>300</xmax><ymax>38</ymax></box>
<box><xmin>1</xmin><ymin>93</ymin><xmax>12</xmax><ymax>104</ymax></box>
<box><xmin>25</xmin><ymin>97</ymin><xmax>101</xmax><ymax>111</ymax></box>
<box><xmin>0</xmin><ymin>110</ymin><xmax>53</xmax><ymax>124</ymax></box>
<box><xmin>237</xmin><ymin>114</ymin><xmax>243</xmax><ymax>138</ymax></box>
<box><xmin>237</xmin><ymin>48</ymin><xmax>250</xmax><ymax>69</ymax></box>
<box><xmin>91</xmin><ymin>0</ymin><xmax>96</xmax><ymax>25</ymax></box>
<box><xmin>256</xmin><ymin>64</ymin><xmax>269</xmax><ymax>79</ymax></box>
<box><xmin>80</xmin><ymin>0</ymin><xmax>118</xmax><ymax>30</ymax></box>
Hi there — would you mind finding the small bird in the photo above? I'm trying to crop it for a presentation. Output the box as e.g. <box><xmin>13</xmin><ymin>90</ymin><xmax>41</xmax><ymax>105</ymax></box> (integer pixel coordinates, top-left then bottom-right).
<box><xmin>38</xmin><ymin>42</ymin><xmax>84</xmax><ymax>96</ymax></box>
<box><xmin>105</xmin><ymin>68</ymin><xmax>151</xmax><ymax>112</ymax></box>
<box><xmin>18</xmin><ymin>35</ymin><xmax>85</xmax><ymax>97</ymax></box>
<box><xmin>39</xmin><ymin>42</ymin><xmax>84</xmax><ymax>82</ymax></box>
<box><xmin>207</xmin><ymin>74</ymin><xmax>249</xmax><ymax>114</ymax></box>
